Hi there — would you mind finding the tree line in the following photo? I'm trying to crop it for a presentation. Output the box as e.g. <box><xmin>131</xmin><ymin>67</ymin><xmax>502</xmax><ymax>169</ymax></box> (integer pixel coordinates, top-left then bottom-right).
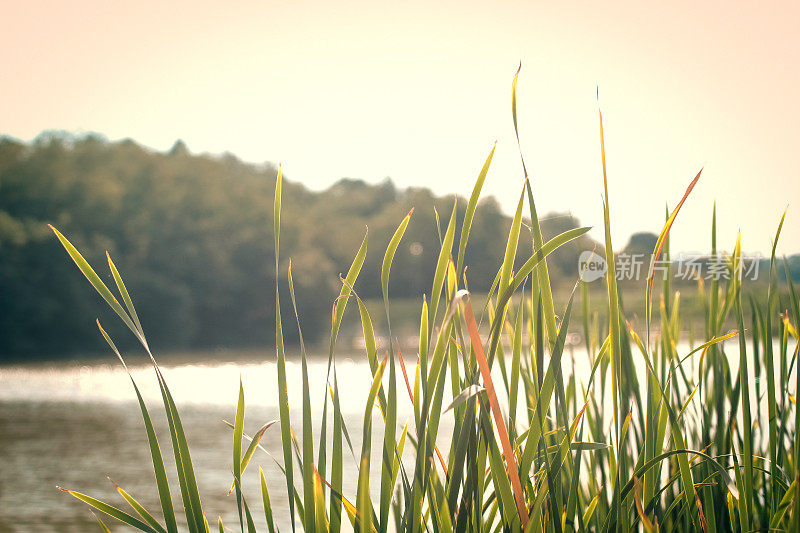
<box><xmin>0</xmin><ymin>132</ymin><xmax>603</xmax><ymax>359</ymax></box>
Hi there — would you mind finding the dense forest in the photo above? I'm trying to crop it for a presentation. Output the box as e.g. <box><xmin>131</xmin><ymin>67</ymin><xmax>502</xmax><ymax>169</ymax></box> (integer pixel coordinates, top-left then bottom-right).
<box><xmin>0</xmin><ymin>132</ymin><xmax>599</xmax><ymax>359</ymax></box>
<box><xmin>3</xmin><ymin>132</ymin><xmax>797</xmax><ymax>359</ymax></box>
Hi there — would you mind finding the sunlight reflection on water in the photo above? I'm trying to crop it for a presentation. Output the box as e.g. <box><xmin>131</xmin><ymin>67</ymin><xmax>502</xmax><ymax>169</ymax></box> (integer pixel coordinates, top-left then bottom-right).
<box><xmin>0</xmin><ymin>357</ymin><xmax>384</xmax><ymax>413</ymax></box>
<box><xmin>0</xmin><ymin>337</ymin><xmax>770</xmax><ymax>532</ymax></box>
<box><xmin>0</xmin><ymin>353</ymin><xmax>420</xmax><ymax>532</ymax></box>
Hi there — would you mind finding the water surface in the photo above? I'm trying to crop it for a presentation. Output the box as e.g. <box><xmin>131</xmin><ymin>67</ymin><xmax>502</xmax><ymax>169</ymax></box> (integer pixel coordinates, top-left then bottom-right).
<box><xmin>0</xmin><ymin>337</ymin><xmax>768</xmax><ymax>532</ymax></box>
<box><xmin>0</xmin><ymin>352</ymin><xmax>390</xmax><ymax>532</ymax></box>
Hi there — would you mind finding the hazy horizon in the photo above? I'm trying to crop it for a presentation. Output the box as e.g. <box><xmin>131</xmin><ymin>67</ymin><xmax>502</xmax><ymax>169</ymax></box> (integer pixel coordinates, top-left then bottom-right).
<box><xmin>3</xmin><ymin>0</ymin><xmax>798</xmax><ymax>254</ymax></box>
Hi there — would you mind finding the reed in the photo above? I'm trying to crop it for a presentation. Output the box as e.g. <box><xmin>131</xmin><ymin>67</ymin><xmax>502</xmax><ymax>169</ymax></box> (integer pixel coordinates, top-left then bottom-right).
<box><xmin>52</xmin><ymin>69</ymin><xmax>798</xmax><ymax>532</ymax></box>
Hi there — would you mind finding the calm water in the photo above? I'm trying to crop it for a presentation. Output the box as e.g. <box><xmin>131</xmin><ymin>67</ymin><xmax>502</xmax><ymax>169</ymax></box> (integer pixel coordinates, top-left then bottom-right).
<box><xmin>0</xmin><ymin>352</ymin><xmax>409</xmax><ymax>532</ymax></box>
<box><xmin>0</xmin><ymin>338</ymin><xmax>774</xmax><ymax>532</ymax></box>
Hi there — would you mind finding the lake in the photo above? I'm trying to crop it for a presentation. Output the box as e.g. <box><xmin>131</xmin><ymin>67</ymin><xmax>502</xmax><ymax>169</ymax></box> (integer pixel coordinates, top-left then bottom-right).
<box><xmin>0</xmin><ymin>337</ymin><xmax>764</xmax><ymax>532</ymax></box>
<box><xmin>0</xmin><ymin>350</ymin><xmax>431</xmax><ymax>532</ymax></box>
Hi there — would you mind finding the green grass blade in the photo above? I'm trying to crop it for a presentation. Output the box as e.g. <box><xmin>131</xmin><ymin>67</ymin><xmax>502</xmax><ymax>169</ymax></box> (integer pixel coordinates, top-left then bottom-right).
<box><xmin>379</xmin><ymin>209</ymin><xmax>411</xmax><ymax>533</ymax></box>
<box><xmin>382</xmin><ymin>209</ymin><xmax>413</xmax><ymax>302</ymax></box>
<box><xmin>242</xmin><ymin>495</ymin><xmax>257</xmax><ymax>533</ymax></box>
<box><xmin>109</xmin><ymin>480</ymin><xmax>167</xmax><ymax>533</ymax></box>
<box><xmin>509</xmin><ymin>299</ymin><xmax>523</xmax><ymax>430</ymax></box>
<box><xmin>97</xmin><ymin>321</ymin><xmax>178</xmax><ymax>533</ymax></box>
<box><xmin>628</xmin><ymin>327</ymin><xmax>722</xmax><ymax>531</ymax></box>
<box><xmin>379</xmin><ymin>358</ymin><xmax>397</xmax><ymax>533</ymax></box>
<box><xmin>233</xmin><ymin>379</ymin><xmax>246</xmax><ymax>531</ymax></box>
<box><xmin>227</xmin><ymin>421</ymin><xmax>278</xmax><ymax>495</ymax></box>
<box><xmin>313</xmin><ymin>467</ymin><xmax>329</xmax><ymax>533</ymax></box>
<box><xmin>764</xmin><ymin>209</ymin><xmax>787</xmax><ymax>512</ymax></box>
<box><xmin>154</xmin><ymin>368</ymin><xmax>206</xmax><ymax>533</ymax></box>
<box><xmin>58</xmin><ymin>488</ymin><xmax>159</xmax><ymax>533</ymax></box>
<box><xmin>418</xmin><ymin>296</ymin><xmax>429</xmax><ymax>396</ymax></box>
<box><xmin>49</xmin><ymin>225</ymin><xmax>143</xmax><ymax>345</ymax></box>
<box><xmin>457</xmin><ymin>144</ymin><xmax>495</xmax><ymax>276</ymax></box>
<box><xmin>287</xmin><ymin>261</ymin><xmax>317</xmax><ymax>533</ymax></box>
<box><xmin>582</xmin><ymin>488</ymin><xmax>602</xmax><ymax>527</ymax></box>
<box><xmin>769</xmin><ymin>478</ymin><xmax>796</xmax><ymax>530</ymax></box>
<box><xmin>734</xmin><ymin>239</ymin><xmax>754</xmax><ymax>530</ymax></box>
<box><xmin>330</xmin><ymin>372</ymin><xmax>345</xmax><ymax>533</ymax></box>
<box><xmin>62</xmin><ymin>240</ymin><xmax>191</xmax><ymax>530</ymax></box>
<box><xmin>511</xmin><ymin>70</ymin><xmax>557</xmax><ymax>346</ymax></box>
<box><xmin>273</xmin><ymin>164</ymin><xmax>282</xmax><ymax>257</ymax></box>
<box><xmin>485</xmin><ymin>226</ymin><xmax>591</xmax><ymax>369</ymax></box>
<box><xmin>357</xmin><ymin>357</ymin><xmax>386</xmax><ymax>533</ymax></box>
<box><xmin>93</xmin><ymin>512</ymin><xmax>112</xmax><ymax>533</ymax></box>
<box><xmin>645</xmin><ymin>169</ymin><xmax>702</xmax><ymax>341</ymax></box>
<box><xmin>232</xmin><ymin>477</ymin><xmax>258</xmax><ymax>533</ymax></box>
<box><xmin>427</xmin><ymin>201</ymin><xmax>457</xmax><ymax>340</ymax></box>
<box><xmin>464</xmin><ymin>297</ymin><xmax>527</xmax><ymax>528</ymax></box>
<box><xmin>785</xmin><ymin>257</ymin><xmax>800</xmax><ymax>533</ymax></box>
<box><xmin>329</xmin><ymin>229</ymin><xmax>369</xmax><ymax>366</ymax></box>
<box><xmin>273</xmin><ymin>164</ymin><xmax>295</xmax><ymax>533</ymax></box>
<box><xmin>443</xmin><ymin>385</ymin><xmax>484</xmax><ymax>414</ymax></box>
<box><xmin>318</xmin><ymin>230</ymin><xmax>369</xmax><ymax>525</ymax></box>
<box><xmin>259</xmin><ymin>466</ymin><xmax>276</xmax><ymax>533</ymax></box>
<box><xmin>106</xmin><ymin>252</ymin><xmax>144</xmax><ymax>340</ymax></box>
<box><xmin>519</xmin><ymin>292</ymin><xmax>575</xmax><ymax>477</ymax></box>
<box><xmin>508</xmin><ymin>227</ymin><xmax>592</xmax><ymax>296</ymax></box>
<box><xmin>499</xmin><ymin>189</ymin><xmax>524</xmax><ymax>299</ymax></box>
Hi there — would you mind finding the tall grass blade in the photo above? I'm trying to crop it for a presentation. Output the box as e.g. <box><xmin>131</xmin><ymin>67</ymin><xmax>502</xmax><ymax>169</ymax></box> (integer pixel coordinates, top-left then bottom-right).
<box><xmin>49</xmin><ymin>225</ymin><xmax>143</xmax><ymax>345</ymax></box>
<box><xmin>597</xmin><ymin>97</ymin><xmax>626</xmax><ymax>531</ymax></box>
<box><xmin>457</xmin><ymin>144</ymin><xmax>495</xmax><ymax>275</ymax></box>
<box><xmin>53</xmin><ymin>229</ymin><xmax>204</xmax><ymax>532</ymax></box>
<box><xmin>273</xmin><ymin>164</ymin><xmax>295</xmax><ymax>532</ymax></box>
<box><xmin>57</xmin><ymin>487</ymin><xmax>159</xmax><ymax>533</ymax></box>
<box><xmin>645</xmin><ymin>169</ymin><xmax>702</xmax><ymax>340</ymax></box>
<box><xmin>379</xmin><ymin>210</ymin><xmax>412</xmax><ymax>533</ymax></box>
<box><xmin>233</xmin><ymin>379</ymin><xmax>246</xmax><ymax>531</ymax></box>
<box><xmin>765</xmin><ymin>209</ymin><xmax>787</xmax><ymax>512</ymax></box>
<box><xmin>427</xmin><ymin>201</ymin><xmax>457</xmax><ymax>341</ymax></box>
<box><xmin>109</xmin><ymin>479</ymin><xmax>167</xmax><ymax>533</ymax></box>
<box><xmin>259</xmin><ymin>466</ymin><xmax>276</xmax><ymax>533</ymax></box>
<box><xmin>511</xmin><ymin>67</ymin><xmax>559</xmax><ymax>345</ymax></box>
<box><xmin>287</xmin><ymin>261</ymin><xmax>316</xmax><ymax>533</ymax></box>
<box><xmin>96</xmin><ymin>321</ymin><xmax>178</xmax><ymax>533</ymax></box>
<box><xmin>463</xmin><ymin>296</ymin><xmax>528</xmax><ymax>528</ymax></box>
<box><xmin>357</xmin><ymin>357</ymin><xmax>387</xmax><ymax>533</ymax></box>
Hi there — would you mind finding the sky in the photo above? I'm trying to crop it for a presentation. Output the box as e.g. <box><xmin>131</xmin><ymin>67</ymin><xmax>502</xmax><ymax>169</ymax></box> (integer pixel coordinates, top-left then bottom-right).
<box><xmin>3</xmin><ymin>0</ymin><xmax>798</xmax><ymax>255</ymax></box>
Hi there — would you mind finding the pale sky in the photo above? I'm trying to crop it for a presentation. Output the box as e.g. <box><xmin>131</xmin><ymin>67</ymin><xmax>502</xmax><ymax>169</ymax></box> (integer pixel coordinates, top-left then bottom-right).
<box><xmin>3</xmin><ymin>1</ymin><xmax>798</xmax><ymax>254</ymax></box>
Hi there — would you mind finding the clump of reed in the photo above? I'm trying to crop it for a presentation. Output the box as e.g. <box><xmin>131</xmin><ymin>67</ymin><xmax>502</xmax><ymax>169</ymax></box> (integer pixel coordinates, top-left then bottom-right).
<box><xmin>52</xmin><ymin>68</ymin><xmax>799</xmax><ymax>532</ymax></box>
